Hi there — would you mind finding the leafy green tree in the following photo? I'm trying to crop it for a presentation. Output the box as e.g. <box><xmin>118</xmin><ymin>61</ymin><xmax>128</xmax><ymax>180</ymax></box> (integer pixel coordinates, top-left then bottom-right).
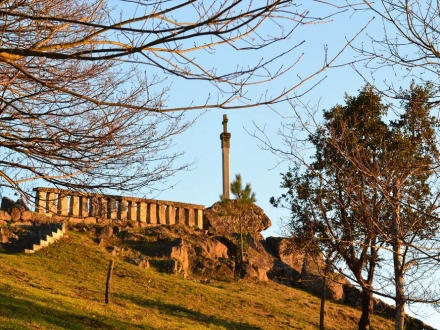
<box><xmin>220</xmin><ymin>174</ymin><xmax>256</xmax><ymax>264</ymax></box>
<box><xmin>271</xmin><ymin>84</ymin><xmax>440</xmax><ymax>330</ymax></box>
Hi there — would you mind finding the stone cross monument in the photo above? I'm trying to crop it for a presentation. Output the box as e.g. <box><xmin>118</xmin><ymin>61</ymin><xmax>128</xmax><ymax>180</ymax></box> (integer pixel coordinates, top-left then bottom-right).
<box><xmin>220</xmin><ymin>114</ymin><xmax>231</xmax><ymax>199</ymax></box>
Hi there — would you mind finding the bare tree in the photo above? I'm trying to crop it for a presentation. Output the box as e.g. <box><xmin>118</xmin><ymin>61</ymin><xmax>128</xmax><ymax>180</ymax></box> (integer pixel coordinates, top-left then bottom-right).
<box><xmin>350</xmin><ymin>0</ymin><xmax>440</xmax><ymax>100</ymax></box>
<box><xmin>0</xmin><ymin>0</ymin><xmax>363</xmax><ymax>198</ymax></box>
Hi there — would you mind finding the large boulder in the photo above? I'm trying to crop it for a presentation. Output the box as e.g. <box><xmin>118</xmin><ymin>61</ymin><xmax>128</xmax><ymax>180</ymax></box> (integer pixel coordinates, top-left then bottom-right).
<box><xmin>266</xmin><ymin>237</ymin><xmax>304</xmax><ymax>274</ymax></box>
<box><xmin>1</xmin><ymin>197</ymin><xmax>30</xmax><ymax>212</ymax></box>
<box><xmin>300</xmin><ymin>256</ymin><xmax>348</xmax><ymax>303</ymax></box>
<box><xmin>21</xmin><ymin>211</ymin><xmax>32</xmax><ymax>221</ymax></box>
<box><xmin>10</xmin><ymin>208</ymin><xmax>21</xmax><ymax>222</ymax></box>
<box><xmin>265</xmin><ymin>236</ymin><xmax>304</xmax><ymax>284</ymax></box>
<box><xmin>195</xmin><ymin>238</ymin><xmax>228</xmax><ymax>259</ymax></box>
<box><xmin>265</xmin><ymin>236</ymin><xmax>347</xmax><ymax>302</ymax></box>
<box><xmin>0</xmin><ymin>210</ymin><xmax>11</xmax><ymax>222</ymax></box>
<box><xmin>185</xmin><ymin>233</ymin><xmax>234</xmax><ymax>280</ymax></box>
<box><xmin>100</xmin><ymin>225</ymin><xmax>113</xmax><ymax>239</ymax></box>
<box><xmin>243</xmin><ymin>233</ymin><xmax>275</xmax><ymax>281</ymax></box>
<box><xmin>203</xmin><ymin>201</ymin><xmax>271</xmax><ymax>236</ymax></box>
<box><xmin>16</xmin><ymin>199</ymin><xmax>30</xmax><ymax>211</ymax></box>
<box><xmin>1</xmin><ymin>197</ymin><xmax>16</xmax><ymax>212</ymax></box>
<box><xmin>169</xmin><ymin>238</ymin><xmax>189</xmax><ymax>276</ymax></box>
<box><xmin>202</xmin><ymin>202</ymin><xmax>274</xmax><ymax>280</ymax></box>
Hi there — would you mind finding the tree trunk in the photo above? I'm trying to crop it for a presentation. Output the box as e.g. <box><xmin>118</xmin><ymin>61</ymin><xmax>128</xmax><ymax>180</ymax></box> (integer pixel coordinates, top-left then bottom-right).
<box><xmin>358</xmin><ymin>289</ymin><xmax>373</xmax><ymax>330</ymax></box>
<box><xmin>239</xmin><ymin>217</ymin><xmax>244</xmax><ymax>264</ymax></box>
<box><xmin>105</xmin><ymin>260</ymin><xmax>114</xmax><ymax>304</ymax></box>
<box><xmin>394</xmin><ymin>249</ymin><xmax>405</xmax><ymax>330</ymax></box>
<box><xmin>393</xmin><ymin>239</ymin><xmax>405</xmax><ymax>330</ymax></box>
<box><xmin>320</xmin><ymin>274</ymin><xmax>326</xmax><ymax>330</ymax></box>
<box><xmin>392</xmin><ymin>181</ymin><xmax>405</xmax><ymax>330</ymax></box>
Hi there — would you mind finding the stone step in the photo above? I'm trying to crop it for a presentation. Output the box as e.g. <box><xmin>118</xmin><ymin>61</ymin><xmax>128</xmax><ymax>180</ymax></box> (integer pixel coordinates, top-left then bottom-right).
<box><xmin>46</xmin><ymin>235</ymin><xmax>55</xmax><ymax>244</ymax></box>
<box><xmin>22</xmin><ymin>223</ymin><xmax>66</xmax><ymax>254</ymax></box>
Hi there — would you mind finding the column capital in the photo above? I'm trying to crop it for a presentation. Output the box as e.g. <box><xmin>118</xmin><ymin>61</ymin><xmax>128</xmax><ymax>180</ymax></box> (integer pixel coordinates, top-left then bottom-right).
<box><xmin>220</xmin><ymin>132</ymin><xmax>231</xmax><ymax>148</ymax></box>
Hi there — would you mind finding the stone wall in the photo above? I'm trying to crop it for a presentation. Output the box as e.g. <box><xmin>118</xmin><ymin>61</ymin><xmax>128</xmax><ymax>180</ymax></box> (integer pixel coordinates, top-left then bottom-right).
<box><xmin>33</xmin><ymin>187</ymin><xmax>205</xmax><ymax>228</ymax></box>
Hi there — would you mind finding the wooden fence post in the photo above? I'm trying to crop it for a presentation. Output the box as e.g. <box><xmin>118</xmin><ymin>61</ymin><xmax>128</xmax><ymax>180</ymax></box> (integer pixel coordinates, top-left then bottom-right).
<box><xmin>105</xmin><ymin>260</ymin><xmax>114</xmax><ymax>304</ymax></box>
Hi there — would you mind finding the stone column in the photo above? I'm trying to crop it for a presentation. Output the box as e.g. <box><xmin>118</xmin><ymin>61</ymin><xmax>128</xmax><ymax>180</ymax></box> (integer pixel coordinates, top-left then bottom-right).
<box><xmin>185</xmin><ymin>208</ymin><xmax>195</xmax><ymax>226</ymax></box>
<box><xmin>35</xmin><ymin>190</ymin><xmax>46</xmax><ymax>213</ymax></box>
<box><xmin>80</xmin><ymin>196</ymin><xmax>89</xmax><ymax>217</ymax></box>
<box><xmin>176</xmin><ymin>207</ymin><xmax>185</xmax><ymax>224</ymax></box>
<box><xmin>147</xmin><ymin>203</ymin><xmax>157</xmax><ymax>224</ymax></box>
<box><xmin>117</xmin><ymin>199</ymin><xmax>127</xmax><ymax>220</ymax></box>
<box><xmin>47</xmin><ymin>192</ymin><xmax>58</xmax><ymax>214</ymax></box>
<box><xmin>89</xmin><ymin>197</ymin><xmax>98</xmax><ymax>217</ymax></box>
<box><xmin>139</xmin><ymin>202</ymin><xmax>147</xmax><ymax>222</ymax></box>
<box><xmin>108</xmin><ymin>198</ymin><xmax>117</xmax><ymax>219</ymax></box>
<box><xmin>158</xmin><ymin>204</ymin><xmax>166</xmax><ymax>225</ymax></box>
<box><xmin>59</xmin><ymin>194</ymin><xmax>69</xmax><ymax>215</ymax></box>
<box><xmin>166</xmin><ymin>205</ymin><xmax>176</xmax><ymax>225</ymax></box>
<box><xmin>70</xmin><ymin>195</ymin><xmax>80</xmax><ymax>216</ymax></box>
<box><xmin>100</xmin><ymin>198</ymin><xmax>108</xmax><ymax>218</ymax></box>
<box><xmin>128</xmin><ymin>201</ymin><xmax>137</xmax><ymax>221</ymax></box>
<box><xmin>195</xmin><ymin>209</ymin><xmax>203</xmax><ymax>229</ymax></box>
<box><xmin>220</xmin><ymin>114</ymin><xmax>231</xmax><ymax>199</ymax></box>
<box><xmin>90</xmin><ymin>196</ymin><xmax>105</xmax><ymax>217</ymax></box>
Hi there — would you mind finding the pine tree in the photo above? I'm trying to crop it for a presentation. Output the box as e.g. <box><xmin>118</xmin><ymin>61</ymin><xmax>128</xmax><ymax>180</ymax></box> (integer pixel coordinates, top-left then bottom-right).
<box><xmin>220</xmin><ymin>174</ymin><xmax>256</xmax><ymax>264</ymax></box>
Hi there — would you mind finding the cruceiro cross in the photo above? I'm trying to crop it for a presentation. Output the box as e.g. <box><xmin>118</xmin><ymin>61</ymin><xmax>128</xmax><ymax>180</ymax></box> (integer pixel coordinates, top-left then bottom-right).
<box><xmin>220</xmin><ymin>114</ymin><xmax>231</xmax><ymax>199</ymax></box>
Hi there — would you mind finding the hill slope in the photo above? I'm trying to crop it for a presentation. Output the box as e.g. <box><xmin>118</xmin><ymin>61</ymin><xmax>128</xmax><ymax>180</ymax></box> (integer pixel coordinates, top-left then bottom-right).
<box><xmin>0</xmin><ymin>231</ymin><xmax>394</xmax><ymax>329</ymax></box>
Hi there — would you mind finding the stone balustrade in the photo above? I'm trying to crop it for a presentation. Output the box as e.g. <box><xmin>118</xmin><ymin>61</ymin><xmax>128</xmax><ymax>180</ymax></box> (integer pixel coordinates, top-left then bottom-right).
<box><xmin>33</xmin><ymin>187</ymin><xmax>205</xmax><ymax>229</ymax></box>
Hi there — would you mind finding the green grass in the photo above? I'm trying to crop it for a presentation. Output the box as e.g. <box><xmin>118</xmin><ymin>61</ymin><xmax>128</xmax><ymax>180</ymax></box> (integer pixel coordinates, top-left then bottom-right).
<box><xmin>0</xmin><ymin>231</ymin><xmax>394</xmax><ymax>329</ymax></box>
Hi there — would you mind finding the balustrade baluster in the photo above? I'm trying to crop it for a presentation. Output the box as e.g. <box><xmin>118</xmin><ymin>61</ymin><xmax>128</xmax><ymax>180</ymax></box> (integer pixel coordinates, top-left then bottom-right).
<box><xmin>166</xmin><ymin>205</ymin><xmax>176</xmax><ymax>225</ymax></box>
<box><xmin>128</xmin><ymin>201</ymin><xmax>137</xmax><ymax>221</ymax></box>
<box><xmin>47</xmin><ymin>192</ymin><xmax>57</xmax><ymax>214</ymax></box>
<box><xmin>195</xmin><ymin>209</ymin><xmax>203</xmax><ymax>229</ymax></box>
<box><xmin>59</xmin><ymin>194</ymin><xmax>69</xmax><ymax>215</ymax></box>
<box><xmin>176</xmin><ymin>207</ymin><xmax>185</xmax><ymax>224</ymax></box>
<box><xmin>158</xmin><ymin>204</ymin><xmax>166</xmax><ymax>225</ymax></box>
<box><xmin>35</xmin><ymin>190</ymin><xmax>46</xmax><ymax>213</ymax></box>
<box><xmin>139</xmin><ymin>202</ymin><xmax>147</xmax><ymax>222</ymax></box>
<box><xmin>108</xmin><ymin>198</ymin><xmax>116</xmax><ymax>219</ymax></box>
<box><xmin>147</xmin><ymin>203</ymin><xmax>156</xmax><ymax>224</ymax></box>
<box><xmin>70</xmin><ymin>195</ymin><xmax>80</xmax><ymax>216</ymax></box>
<box><xmin>81</xmin><ymin>197</ymin><xmax>89</xmax><ymax>217</ymax></box>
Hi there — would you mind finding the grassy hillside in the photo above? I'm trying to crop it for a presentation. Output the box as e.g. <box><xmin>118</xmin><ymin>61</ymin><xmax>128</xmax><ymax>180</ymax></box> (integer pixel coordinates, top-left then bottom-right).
<box><xmin>0</xmin><ymin>230</ymin><xmax>394</xmax><ymax>329</ymax></box>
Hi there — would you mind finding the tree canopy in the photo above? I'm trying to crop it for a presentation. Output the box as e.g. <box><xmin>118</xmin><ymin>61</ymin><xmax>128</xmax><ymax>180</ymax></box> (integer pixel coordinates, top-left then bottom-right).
<box><xmin>271</xmin><ymin>83</ymin><xmax>440</xmax><ymax>330</ymax></box>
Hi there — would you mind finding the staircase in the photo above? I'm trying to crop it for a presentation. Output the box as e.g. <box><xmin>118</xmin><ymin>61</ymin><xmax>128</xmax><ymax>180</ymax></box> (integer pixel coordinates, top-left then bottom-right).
<box><xmin>23</xmin><ymin>223</ymin><xmax>66</xmax><ymax>254</ymax></box>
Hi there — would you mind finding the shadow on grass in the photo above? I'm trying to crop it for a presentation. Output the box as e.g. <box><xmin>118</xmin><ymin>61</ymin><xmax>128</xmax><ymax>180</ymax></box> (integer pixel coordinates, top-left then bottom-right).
<box><xmin>0</xmin><ymin>291</ymin><xmax>147</xmax><ymax>330</ymax></box>
<box><xmin>118</xmin><ymin>293</ymin><xmax>263</xmax><ymax>330</ymax></box>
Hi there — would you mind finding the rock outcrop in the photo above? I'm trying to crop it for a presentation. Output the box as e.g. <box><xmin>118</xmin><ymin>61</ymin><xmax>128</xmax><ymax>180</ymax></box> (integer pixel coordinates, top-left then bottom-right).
<box><xmin>94</xmin><ymin>224</ymin><xmax>234</xmax><ymax>280</ymax></box>
<box><xmin>202</xmin><ymin>201</ymin><xmax>274</xmax><ymax>281</ymax></box>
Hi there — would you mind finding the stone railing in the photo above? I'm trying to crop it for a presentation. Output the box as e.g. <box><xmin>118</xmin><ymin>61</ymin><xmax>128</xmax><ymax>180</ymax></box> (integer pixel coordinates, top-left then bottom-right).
<box><xmin>34</xmin><ymin>187</ymin><xmax>205</xmax><ymax>228</ymax></box>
